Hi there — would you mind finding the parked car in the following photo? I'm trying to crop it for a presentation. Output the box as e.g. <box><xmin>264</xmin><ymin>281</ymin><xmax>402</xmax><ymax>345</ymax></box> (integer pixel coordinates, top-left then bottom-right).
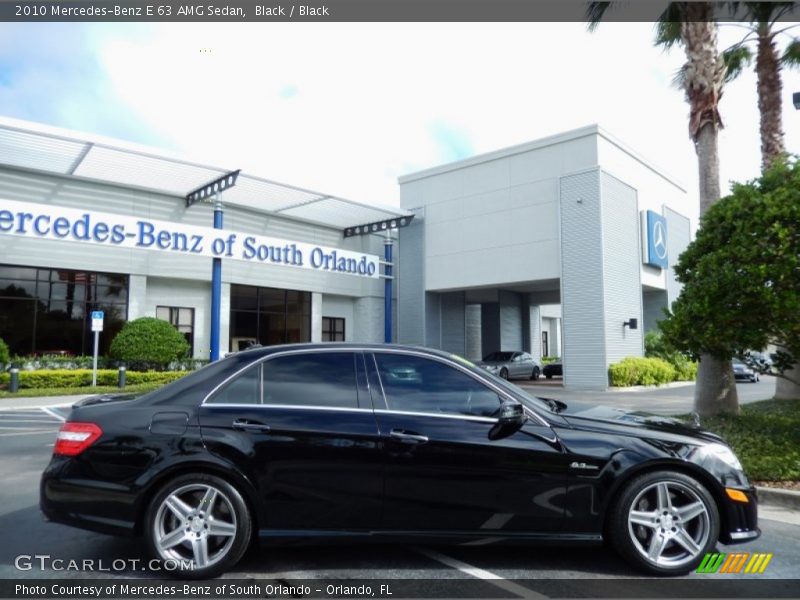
<box><xmin>732</xmin><ymin>359</ymin><xmax>760</xmax><ymax>383</ymax></box>
<box><xmin>477</xmin><ymin>351</ymin><xmax>541</xmax><ymax>380</ymax></box>
<box><xmin>41</xmin><ymin>343</ymin><xmax>759</xmax><ymax>578</ymax></box>
<box><xmin>542</xmin><ymin>361</ymin><xmax>562</xmax><ymax>379</ymax></box>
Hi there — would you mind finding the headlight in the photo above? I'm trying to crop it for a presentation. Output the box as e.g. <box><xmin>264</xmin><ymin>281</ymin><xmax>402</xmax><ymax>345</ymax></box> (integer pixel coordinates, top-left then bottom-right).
<box><xmin>698</xmin><ymin>442</ymin><xmax>743</xmax><ymax>471</ymax></box>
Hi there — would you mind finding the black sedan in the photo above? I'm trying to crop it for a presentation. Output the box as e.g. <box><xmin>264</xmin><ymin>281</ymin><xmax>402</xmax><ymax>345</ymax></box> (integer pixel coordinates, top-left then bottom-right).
<box><xmin>542</xmin><ymin>361</ymin><xmax>563</xmax><ymax>379</ymax></box>
<box><xmin>41</xmin><ymin>344</ymin><xmax>759</xmax><ymax>579</ymax></box>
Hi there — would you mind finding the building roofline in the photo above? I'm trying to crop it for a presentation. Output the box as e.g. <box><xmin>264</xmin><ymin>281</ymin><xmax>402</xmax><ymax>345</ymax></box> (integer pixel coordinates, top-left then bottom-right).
<box><xmin>398</xmin><ymin>124</ymin><xmax>687</xmax><ymax>193</ymax></box>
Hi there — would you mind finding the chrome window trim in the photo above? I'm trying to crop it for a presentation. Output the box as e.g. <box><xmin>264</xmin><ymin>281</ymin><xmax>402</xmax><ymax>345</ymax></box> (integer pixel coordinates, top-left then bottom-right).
<box><xmin>373</xmin><ymin>408</ymin><xmax>497</xmax><ymax>424</ymax></box>
<box><xmin>368</xmin><ymin>348</ymin><xmax>549</xmax><ymax>427</ymax></box>
<box><xmin>203</xmin><ymin>403</ymin><xmax>372</xmax><ymax>414</ymax></box>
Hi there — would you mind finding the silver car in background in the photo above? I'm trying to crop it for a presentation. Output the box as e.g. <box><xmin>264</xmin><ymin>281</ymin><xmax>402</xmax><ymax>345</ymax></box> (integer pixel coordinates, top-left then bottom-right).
<box><xmin>477</xmin><ymin>351</ymin><xmax>541</xmax><ymax>380</ymax></box>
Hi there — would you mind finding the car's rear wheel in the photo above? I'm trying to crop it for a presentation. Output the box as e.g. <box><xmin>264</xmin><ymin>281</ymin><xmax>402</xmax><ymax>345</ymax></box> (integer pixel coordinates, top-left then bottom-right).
<box><xmin>499</xmin><ymin>368</ymin><xmax>509</xmax><ymax>379</ymax></box>
<box><xmin>145</xmin><ymin>473</ymin><xmax>252</xmax><ymax>579</ymax></box>
<box><xmin>607</xmin><ymin>470</ymin><xmax>719</xmax><ymax>576</ymax></box>
<box><xmin>530</xmin><ymin>367</ymin><xmax>540</xmax><ymax>381</ymax></box>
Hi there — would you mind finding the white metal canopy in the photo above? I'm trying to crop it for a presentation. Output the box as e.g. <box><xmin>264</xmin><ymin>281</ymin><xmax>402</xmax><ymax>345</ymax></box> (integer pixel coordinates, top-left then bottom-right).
<box><xmin>0</xmin><ymin>116</ymin><xmax>411</xmax><ymax>230</ymax></box>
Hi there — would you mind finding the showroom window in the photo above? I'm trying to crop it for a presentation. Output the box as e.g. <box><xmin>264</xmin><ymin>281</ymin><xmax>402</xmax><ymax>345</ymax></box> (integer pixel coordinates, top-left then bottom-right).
<box><xmin>229</xmin><ymin>285</ymin><xmax>310</xmax><ymax>351</ymax></box>
<box><xmin>262</xmin><ymin>352</ymin><xmax>358</xmax><ymax>408</ymax></box>
<box><xmin>373</xmin><ymin>353</ymin><xmax>501</xmax><ymax>418</ymax></box>
<box><xmin>0</xmin><ymin>264</ymin><xmax>128</xmax><ymax>357</ymax></box>
<box><xmin>156</xmin><ymin>306</ymin><xmax>195</xmax><ymax>355</ymax></box>
<box><xmin>322</xmin><ymin>317</ymin><xmax>345</xmax><ymax>342</ymax></box>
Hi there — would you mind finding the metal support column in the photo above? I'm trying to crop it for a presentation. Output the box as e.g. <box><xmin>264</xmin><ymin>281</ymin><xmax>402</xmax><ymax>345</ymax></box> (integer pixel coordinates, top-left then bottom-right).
<box><xmin>384</xmin><ymin>232</ymin><xmax>393</xmax><ymax>344</ymax></box>
<box><xmin>210</xmin><ymin>196</ymin><xmax>223</xmax><ymax>361</ymax></box>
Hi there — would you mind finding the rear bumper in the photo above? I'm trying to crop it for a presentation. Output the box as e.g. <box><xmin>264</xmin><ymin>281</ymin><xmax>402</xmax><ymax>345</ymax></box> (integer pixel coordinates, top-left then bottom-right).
<box><xmin>718</xmin><ymin>486</ymin><xmax>760</xmax><ymax>545</ymax></box>
<box><xmin>40</xmin><ymin>458</ymin><xmax>137</xmax><ymax>537</ymax></box>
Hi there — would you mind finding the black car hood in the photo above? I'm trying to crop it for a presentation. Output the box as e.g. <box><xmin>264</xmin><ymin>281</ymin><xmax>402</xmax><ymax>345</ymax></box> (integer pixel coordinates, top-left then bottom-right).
<box><xmin>555</xmin><ymin>400</ymin><xmax>723</xmax><ymax>443</ymax></box>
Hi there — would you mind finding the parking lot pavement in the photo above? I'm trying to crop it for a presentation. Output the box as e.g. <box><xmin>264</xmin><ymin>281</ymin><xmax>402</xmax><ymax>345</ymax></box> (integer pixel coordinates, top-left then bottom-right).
<box><xmin>517</xmin><ymin>377</ymin><xmax>777</xmax><ymax>415</ymax></box>
<box><xmin>1</xmin><ymin>407</ymin><xmax>798</xmax><ymax>596</ymax></box>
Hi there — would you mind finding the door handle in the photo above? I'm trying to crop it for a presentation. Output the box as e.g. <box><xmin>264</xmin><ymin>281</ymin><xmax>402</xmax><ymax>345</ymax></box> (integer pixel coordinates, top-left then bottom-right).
<box><xmin>389</xmin><ymin>429</ymin><xmax>429</xmax><ymax>444</ymax></box>
<box><xmin>232</xmin><ymin>419</ymin><xmax>271</xmax><ymax>433</ymax></box>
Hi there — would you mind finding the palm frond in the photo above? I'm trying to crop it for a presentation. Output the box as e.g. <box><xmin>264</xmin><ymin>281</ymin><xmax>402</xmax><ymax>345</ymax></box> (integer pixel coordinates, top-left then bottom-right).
<box><xmin>672</xmin><ymin>65</ymin><xmax>687</xmax><ymax>90</ymax></box>
<box><xmin>586</xmin><ymin>2</ymin><xmax>612</xmax><ymax>32</ymax></box>
<box><xmin>780</xmin><ymin>39</ymin><xmax>800</xmax><ymax>67</ymax></box>
<box><xmin>722</xmin><ymin>45</ymin><xmax>753</xmax><ymax>82</ymax></box>
<box><xmin>654</xmin><ymin>3</ymin><xmax>685</xmax><ymax>50</ymax></box>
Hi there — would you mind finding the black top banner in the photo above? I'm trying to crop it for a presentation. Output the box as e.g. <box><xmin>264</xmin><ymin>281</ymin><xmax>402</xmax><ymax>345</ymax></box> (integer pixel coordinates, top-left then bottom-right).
<box><xmin>3</xmin><ymin>0</ymin><xmax>800</xmax><ymax>23</ymax></box>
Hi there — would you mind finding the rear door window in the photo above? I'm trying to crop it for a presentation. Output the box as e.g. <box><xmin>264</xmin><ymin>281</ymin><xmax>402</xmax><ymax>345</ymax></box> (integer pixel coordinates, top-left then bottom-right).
<box><xmin>262</xmin><ymin>352</ymin><xmax>359</xmax><ymax>409</ymax></box>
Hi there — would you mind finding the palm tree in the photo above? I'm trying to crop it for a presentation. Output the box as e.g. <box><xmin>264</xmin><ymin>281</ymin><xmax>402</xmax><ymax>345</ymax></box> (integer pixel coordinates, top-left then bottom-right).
<box><xmin>720</xmin><ymin>3</ymin><xmax>800</xmax><ymax>171</ymax></box>
<box><xmin>588</xmin><ymin>2</ymin><xmax>740</xmax><ymax>414</ymax></box>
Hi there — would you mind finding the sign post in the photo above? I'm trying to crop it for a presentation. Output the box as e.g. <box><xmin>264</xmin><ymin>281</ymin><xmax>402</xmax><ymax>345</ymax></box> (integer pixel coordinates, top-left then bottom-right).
<box><xmin>91</xmin><ymin>311</ymin><xmax>104</xmax><ymax>387</ymax></box>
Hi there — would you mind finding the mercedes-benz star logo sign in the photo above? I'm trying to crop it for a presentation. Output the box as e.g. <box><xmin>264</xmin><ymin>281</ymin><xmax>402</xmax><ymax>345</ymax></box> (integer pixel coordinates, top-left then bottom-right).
<box><xmin>652</xmin><ymin>221</ymin><xmax>667</xmax><ymax>260</ymax></box>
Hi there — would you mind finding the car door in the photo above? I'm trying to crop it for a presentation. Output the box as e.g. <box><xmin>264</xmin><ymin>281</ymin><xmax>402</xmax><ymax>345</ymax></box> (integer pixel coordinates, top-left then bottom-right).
<box><xmin>368</xmin><ymin>350</ymin><xmax>568</xmax><ymax>534</ymax></box>
<box><xmin>509</xmin><ymin>352</ymin><xmax>524</xmax><ymax>378</ymax></box>
<box><xmin>198</xmin><ymin>349</ymin><xmax>383</xmax><ymax>531</ymax></box>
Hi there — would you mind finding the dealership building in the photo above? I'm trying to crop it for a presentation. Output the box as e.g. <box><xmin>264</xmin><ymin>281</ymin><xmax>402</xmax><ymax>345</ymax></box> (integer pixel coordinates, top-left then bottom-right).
<box><xmin>0</xmin><ymin>117</ymin><xmax>692</xmax><ymax>389</ymax></box>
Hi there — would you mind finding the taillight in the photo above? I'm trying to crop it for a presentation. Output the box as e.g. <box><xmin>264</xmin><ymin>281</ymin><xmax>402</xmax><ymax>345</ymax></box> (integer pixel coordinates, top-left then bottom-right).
<box><xmin>54</xmin><ymin>422</ymin><xmax>103</xmax><ymax>456</ymax></box>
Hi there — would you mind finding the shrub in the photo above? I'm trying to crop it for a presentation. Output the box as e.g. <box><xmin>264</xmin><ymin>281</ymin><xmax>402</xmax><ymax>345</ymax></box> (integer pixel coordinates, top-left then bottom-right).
<box><xmin>608</xmin><ymin>357</ymin><xmax>677</xmax><ymax>387</ymax></box>
<box><xmin>541</xmin><ymin>356</ymin><xmax>560</xmax><ymax>365</ymax></box>
<box><xmin>0</xmin><ymin>337</ymin><xmax>9</xmax><ymax>367</ymax></box>
<box><xmin>645</xmin><ymin>330</ymin><xmax>698</xmax><ymax>382</ymax></box>
<box><xmin>109</xmin><ymin>318</ymin><xmax>190</xmax><ymax>369</ymax></box>
<box><xmin>0</xmin><ymin>369</ymin><xmax>187</xmax><ymax>389</ymax></box>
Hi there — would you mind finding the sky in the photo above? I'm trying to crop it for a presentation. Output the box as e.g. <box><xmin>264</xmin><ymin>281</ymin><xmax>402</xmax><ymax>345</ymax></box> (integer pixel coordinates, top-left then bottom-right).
<box><xmin>1</xmin><ymin>20</ymin><xmax>799</xmax><ymax>226</ymax></box>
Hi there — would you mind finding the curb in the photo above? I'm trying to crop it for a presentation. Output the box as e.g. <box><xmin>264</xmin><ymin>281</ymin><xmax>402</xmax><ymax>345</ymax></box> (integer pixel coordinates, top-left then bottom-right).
<box><xmin>611</xmin><ymin>381</ymin><xmax>696</xmax><ymax>393</ymax></box>
<box><xmin>756</xmin><ymin>486</ymin><xmax>800</xmax><ymax>511</ymax></box>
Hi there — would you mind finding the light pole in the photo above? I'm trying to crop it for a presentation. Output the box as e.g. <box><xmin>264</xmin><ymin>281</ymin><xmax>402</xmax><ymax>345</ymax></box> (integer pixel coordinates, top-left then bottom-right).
<box><xmin>186</xmin><ymin>170</ymin><xmax>240</xmax><ymax>361</ymax></box>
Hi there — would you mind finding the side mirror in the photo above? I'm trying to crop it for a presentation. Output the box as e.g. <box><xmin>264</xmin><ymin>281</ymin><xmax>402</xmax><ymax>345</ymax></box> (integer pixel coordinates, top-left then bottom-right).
<box><xmin>488</xmin><ymin>401</ymin><xmax>527</xmax><ymax>441</ymax></box>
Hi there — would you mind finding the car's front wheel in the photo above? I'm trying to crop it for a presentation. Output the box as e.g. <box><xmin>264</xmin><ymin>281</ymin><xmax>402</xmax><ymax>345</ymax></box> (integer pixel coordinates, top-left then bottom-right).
<box><xmin>607</xmin><ymin>470</ymin><xmax>719</xmax><ymax>576</ymax></box>
<box><xmin>145</xmin><ymin>473</ymin><xmax>252</xmax><ymax>579</ymax></box>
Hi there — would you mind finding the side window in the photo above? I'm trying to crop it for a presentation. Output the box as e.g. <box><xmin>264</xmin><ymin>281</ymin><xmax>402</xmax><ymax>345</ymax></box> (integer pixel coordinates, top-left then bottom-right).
<box><xmin>262</xmin><ymin>352</ymin><xmax>358</xmax><ymax>409</ymax></box>
<box><xmin>207</xmin><ymin>364</ymin><xmax>261</xmax><ymax>405</ymax></box>
<box><xmin>374</xmin><ymin>354</ymin><xmax>501</xmax><ymax>418</ymax></box>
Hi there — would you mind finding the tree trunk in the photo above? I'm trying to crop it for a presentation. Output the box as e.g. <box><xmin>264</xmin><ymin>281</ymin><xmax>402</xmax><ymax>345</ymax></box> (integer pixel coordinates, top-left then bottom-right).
<box><xmin>756</xmin><ymin>26</ymin><xmax>785</xmax><ymax>171</ymax></box>
<box><xmin>682</xmin><ymin>9</ymin><xmax>740</xmax><ymax>415</ymax></box>
<box><xmin>775</xmin><ymin>362</ymin><xmax>800</xmax><ymax>400</ymax></box>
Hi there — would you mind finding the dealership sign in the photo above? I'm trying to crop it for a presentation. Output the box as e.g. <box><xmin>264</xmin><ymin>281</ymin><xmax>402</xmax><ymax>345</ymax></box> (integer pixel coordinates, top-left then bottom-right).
<box><xmin>641</xmin><ymin>209</ymin><xmax>668</xmax><ymax>270</ymax></box>
<box><xmin>0</xmin><ymin>199</ymin><xmax>379</xmax><ymax>278</ymax></box>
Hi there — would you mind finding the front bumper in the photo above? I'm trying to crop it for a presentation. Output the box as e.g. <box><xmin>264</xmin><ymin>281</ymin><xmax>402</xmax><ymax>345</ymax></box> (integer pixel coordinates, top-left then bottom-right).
<box><xmin>718</xmin><ymin>486</ymin><xmax>760</xmax><ymax>545</ymax></box>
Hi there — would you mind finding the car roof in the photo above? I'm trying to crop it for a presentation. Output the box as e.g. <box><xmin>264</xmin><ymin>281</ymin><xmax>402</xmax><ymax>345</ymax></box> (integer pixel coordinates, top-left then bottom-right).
<box><xmin>230</xmin><ymin>342</ymin><xmax>461</xmax><ymax>361</ymax></box>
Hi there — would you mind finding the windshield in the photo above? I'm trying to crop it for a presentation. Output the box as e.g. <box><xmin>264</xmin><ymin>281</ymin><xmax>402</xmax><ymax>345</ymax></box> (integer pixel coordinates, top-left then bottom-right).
<box><xmin>482</xmin><ymin>352</ymin><xmax>514</xmax><ymax>362</ymax></box>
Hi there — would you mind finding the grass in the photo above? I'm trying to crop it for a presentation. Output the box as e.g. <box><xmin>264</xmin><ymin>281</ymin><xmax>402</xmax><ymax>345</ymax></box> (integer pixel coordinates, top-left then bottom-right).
<box><xmin>0</xmin><ymin>382</ymin><xmax>163</xmax><ymax>399</ymax></box>
<box><xmin>686</xmin><ymin>399</ymin><xmax>800</xmax><ymax>482</ymax></box>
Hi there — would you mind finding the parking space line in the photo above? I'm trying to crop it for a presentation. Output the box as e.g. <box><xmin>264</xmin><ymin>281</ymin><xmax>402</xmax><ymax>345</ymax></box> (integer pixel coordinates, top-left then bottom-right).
<box><xmin>0</xmin><ymin>429</ymin><xmax>57</xmax><ymax>437</ymax></box>
<box><xmin>415</xmin><ymin>547</ymin><xmax>546</xmax><ymax>599</ymax></box>
<box><xmin>41</xmin><ymin>407</ymin><xmax>67</xmax><ymax>422</ymax></box>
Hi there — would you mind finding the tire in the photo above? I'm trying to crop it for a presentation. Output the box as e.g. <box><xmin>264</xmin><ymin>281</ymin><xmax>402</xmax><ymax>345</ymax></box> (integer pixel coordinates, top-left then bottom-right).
<box><xmin>499</xmin><ymin>368</ymin><xmax>509</xmax><ymax>380</ymax></box>
<box><xmin>606</xmin><ymin>470</ymin><xmax>719</xmax><ymax>576</ymax></box>
<box><xmin>530</xmin><ymin>367</ymin><xmax>540</xmax><ymax>381</ymax></box>
<box><xmin>145</xmin><ymin>473</ymin><xmax>252</xmax><ymax>579</ymax></box>
<box><xmin>545</xmin><ymin>374</ymin><xmax>553</xmax><ymax>380</ymax></box>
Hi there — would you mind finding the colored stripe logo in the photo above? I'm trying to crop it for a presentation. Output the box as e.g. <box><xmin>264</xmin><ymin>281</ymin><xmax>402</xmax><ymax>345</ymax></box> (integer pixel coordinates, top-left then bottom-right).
<box><xmin>696</xmin><ymin>552</ymin><xmax>773</xmax><ymax>574</ymax></box>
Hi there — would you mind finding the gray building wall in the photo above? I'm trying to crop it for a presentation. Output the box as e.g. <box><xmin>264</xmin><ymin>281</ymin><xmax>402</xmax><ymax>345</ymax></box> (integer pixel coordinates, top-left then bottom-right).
<box><xmin>665</xmin><ymin>206</ymin><xmax>691</xmax><ymax>308</ymax></box>
<box><xmin>397</xmin><ymin>211</ymin><xmax>426</xmax><ymax>345</ymax></box>
<box><xmin>559</xmin><ymin>169</ymin><xmax>608</xmax><ymax>389</ymax></box>
<box><xmin>600</xmin><ymin>172</ymin><xmax>643</xmax><ymax>364</ymax></box>
<box><xmin>465</xmin><ymin>304</ymin><xmax>482</xmax><ymax>360</ymax></box>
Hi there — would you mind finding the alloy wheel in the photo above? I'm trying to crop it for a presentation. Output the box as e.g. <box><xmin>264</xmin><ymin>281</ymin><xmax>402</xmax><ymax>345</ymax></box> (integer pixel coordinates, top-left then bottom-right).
<box><xmin>153</xmin><ymin>483</ymin><xmax>238</xmax><ymax>570</ymax></box>
<box><xmin>626</xmin><ymin>480</ymin><xmax>711</xmax><ymax>569</ymax></box>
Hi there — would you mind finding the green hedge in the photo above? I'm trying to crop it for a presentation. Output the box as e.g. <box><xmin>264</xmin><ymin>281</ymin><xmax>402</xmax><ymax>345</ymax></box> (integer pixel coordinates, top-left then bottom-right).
<box><xmin>608</xmin><ymin>357</ymin><xmax>677</xmax><ymax>387</ymax></box>
<box><xmin>541</xmin><ymin>356</ymin><xmax>560</xmax><ymax>365</ymax></box>
<box><xmin>0</xmin><ymin>338</ymin><xmax>9</xmax><ymax>367</ymax></box>
<box><xmin>0</xmin><ymin>369</ymin><xmax>188</xmax><ymax>390</ymax></box>
<box><xmin>109</xmin><ymin>317</ymin><xmax>190</xmax><ymax>369</ymax></box>
<box><xmin>5</xmin><ymin>356</ymin><xmax>208</xmax><ymax>372</ymax></box>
